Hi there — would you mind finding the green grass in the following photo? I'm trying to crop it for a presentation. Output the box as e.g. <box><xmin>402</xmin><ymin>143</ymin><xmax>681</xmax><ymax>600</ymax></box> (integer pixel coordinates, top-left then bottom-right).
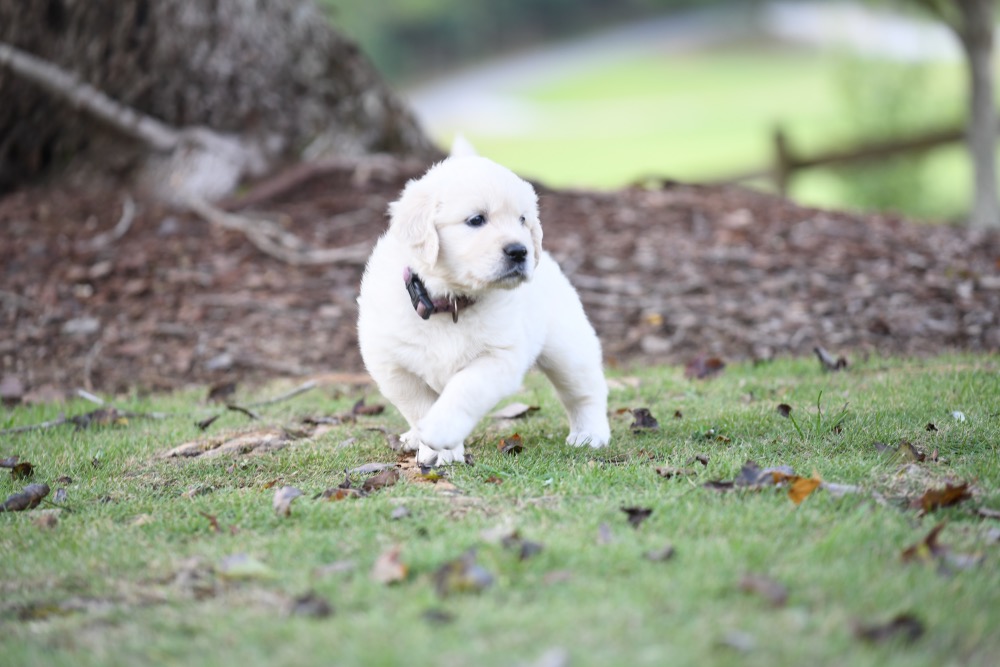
<box><xmin>2</xmin><ymin>354</ymin><xmax>1000</xmax><ymax>666</ymax></box>
<box><xmin>445</xmin><ymin>45</ymin><xmax>976</xmax><ymax>221</ymax></box>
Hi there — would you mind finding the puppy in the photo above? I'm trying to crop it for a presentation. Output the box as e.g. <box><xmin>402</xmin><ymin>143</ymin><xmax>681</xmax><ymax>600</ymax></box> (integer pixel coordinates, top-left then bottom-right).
<box><xmin>357</xmin><ymin>146</ymin><xmax>610</xmax><ymax>465</ymax></box>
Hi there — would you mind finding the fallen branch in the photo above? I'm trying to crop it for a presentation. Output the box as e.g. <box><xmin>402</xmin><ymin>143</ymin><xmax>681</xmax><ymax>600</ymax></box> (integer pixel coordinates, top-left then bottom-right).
<box><xmin>185</xmin><ymin>196</ymin><xmax>371</xmax><ymax>265</ymax></box>
<box><xmin>247</xmin><ymin>380</ymin><xmax>319</xmax><ymax>408</ymax></box>
<box><xmin>0</xmin><ymin>41</ymin><xmax>178</xmax><ymax>151</ymax></box>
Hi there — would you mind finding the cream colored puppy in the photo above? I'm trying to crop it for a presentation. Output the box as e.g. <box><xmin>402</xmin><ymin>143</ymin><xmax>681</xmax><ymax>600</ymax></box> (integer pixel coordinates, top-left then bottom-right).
<box><xmin>357</xmin><ymin>147</ymin><xmax>610</xmax><ymax>465</ymax></box>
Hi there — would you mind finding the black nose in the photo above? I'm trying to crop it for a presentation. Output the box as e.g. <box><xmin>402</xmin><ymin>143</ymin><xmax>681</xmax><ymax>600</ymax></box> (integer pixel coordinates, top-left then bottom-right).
<box><xmin>504</xmin><ymin>243</ymin><xmax>528</xmax><ymax>263</ymax></box>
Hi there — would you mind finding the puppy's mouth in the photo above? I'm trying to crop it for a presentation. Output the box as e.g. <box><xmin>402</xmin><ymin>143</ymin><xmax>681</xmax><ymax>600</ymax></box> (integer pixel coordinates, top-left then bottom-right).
<box><xmin>491</xmin><ymin>264</ymin><xmax>529</xmax><ymax>287</ymax></box>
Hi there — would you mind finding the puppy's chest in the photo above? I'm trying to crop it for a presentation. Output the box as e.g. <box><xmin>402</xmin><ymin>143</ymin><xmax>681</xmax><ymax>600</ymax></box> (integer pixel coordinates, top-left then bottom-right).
<box><xmin>397</xmin><ymin>324</ymin><xmax>492</xmax><ymax>394</ymax></box>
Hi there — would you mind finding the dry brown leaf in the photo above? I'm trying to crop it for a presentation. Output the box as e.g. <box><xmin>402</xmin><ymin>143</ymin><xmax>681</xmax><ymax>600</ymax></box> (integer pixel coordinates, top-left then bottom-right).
<box><xmin>1</xmin><ymin>483</ymin><xmax>50</xmax><ymax>512</ymax></box>
<box><xmin>684</xmin><ymin>355</ymin><xmax>726</xmax><ymax>379</ymax></box>
<box><xmin>775</xmin><ymin>403</ymin><xmax>792</xmax><ymax>418</ymax></box>
<box><xmin>498</xmin><ymin>433</ymin><xmax>524</xmax><ymax>455</ymax></box>
<box><xmin>787</xmin><ymin>472</ymin><xmax>822</xmax><ymax>505</ymax></box>
<box><xmin>273</xmin><ymin>486</ymin><xmax>304</xmax><ymax>517</ymax></box>
<box><xmin>629</xmin><ymin>408</ymin><xmax>660</xmax><ymax>432</ymax></box>
<box><xmin>901</xmin><ymin>522</ymin><xmax>947</xmax><ymax>563</ymax></box>
<box><xmin>917</xmin><ymin>482</ymin><xmax>971</xmax><ymax>513</ymax></box>
<box><xmin>11</xmin><ymin>461</ymin><xmax>34</xmax><ymax>480</ymax></box>
<box><xmin>361</xmin><ymin>468</ymin><xmax>400</xmax><ymax>493</ymax></box>
<box><xmin>854</xmin><ymin>613</ymin><xmax>923</xmax><ymax>645</ymax></box>
<box><xmin>621</xmin><ymin>506</ymin><xmax>652</xmax><ymax>529</ymax></box>
<box><xmin>654</xmin><ymin>466</ymin><xmax>695</xmax><ymax>479</ymax></box>
<box><xmin>352</xmin><ymin>398</ymin><xmax>385</xmax><ymax>416</ymax></box>
<box><xmin>371</xmin><ymin>545</ymin><xmax>407</xmax><ymax>585</ymax></box>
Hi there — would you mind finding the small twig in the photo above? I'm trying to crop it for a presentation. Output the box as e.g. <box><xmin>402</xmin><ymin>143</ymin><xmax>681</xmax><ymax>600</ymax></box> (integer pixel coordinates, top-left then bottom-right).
<box><xmin>80</xmin><ymin>195</ymin><xmax>137</xmax><ymax>251</ymax></box>
<box><xmin>226</xmin><ymin>404</ymin><xmax>261</xmax><ymax>420</ymax></box>
<box><xmin>247</xmin><ymin>380</ymin><xmax>318</xmax><ymax>408</ymax></box>
<box><xmin>0</xmin><ymin>417</ymin><xmax>70</xmax><ymax>435</ymax></box>
<box><xmin>76</xmin><ymin>388</ymin><xmax>105</xmax><ymax>405</ymax></box>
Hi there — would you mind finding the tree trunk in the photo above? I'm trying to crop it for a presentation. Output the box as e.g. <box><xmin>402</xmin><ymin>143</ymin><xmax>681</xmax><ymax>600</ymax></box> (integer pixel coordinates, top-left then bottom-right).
<box><xmin>0</xmin><ymin>0</ymin><xmax>437</xmax><ymax>194</ymax></box>
<box><xmin>957</xmin><ymin>0</ymin><xmax>1000</xmax><ymax>228</ymax></box>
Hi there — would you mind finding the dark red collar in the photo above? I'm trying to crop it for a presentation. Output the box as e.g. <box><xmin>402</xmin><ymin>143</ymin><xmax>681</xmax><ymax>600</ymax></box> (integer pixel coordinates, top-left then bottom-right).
<box><xmin>404</xmin><ymin>268</ymin><xmax>475</xmax><ymax>323</ymax></box>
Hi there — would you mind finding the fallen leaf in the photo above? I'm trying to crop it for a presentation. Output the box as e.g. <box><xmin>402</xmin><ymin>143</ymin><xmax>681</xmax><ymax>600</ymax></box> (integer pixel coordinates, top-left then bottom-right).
<box><xmin>925</xmin><ymin>422</ymin><xmax>938</xmax><ymax>432</ymax></box>
<box><xmin>318</xmin><ymin>487</ymin><xmax>360</xmax><ymax>501</ymax></box>
<box><xmin>814</xmin><ymin>346</ymin><xmax>848</xmax><ymax>371</ymax></box>
<box><xmin>348</xmin><ymin>462</ymin><xmax>397</xmax><ymax>475</ymax></box>
<box><xmin>0</xmin><ymin>456</ymin><xmax>19</xmax><ymax>468</ymax></box>
<box><xmin>432</xmin><ymin>548</ymin><xmax>494</xmax><ymax>597</ymax></box>
<box><xmin>485</xmin><ymin>475</ymin><xmax>503</xmax><ymax>484</ymax></box>
<box><xmin>199</xmin><ymin>511</ymin><xmax>221</xmax><ymax>533</ymax></box>
<box><xmin>226</xmin><ymin>404</ymin><xmax>260</xmax><ymax>420</ymax></box>
<box><xmin>287</xmin><ymin>591</ymin><xmax>334</xmax><ymax>619</ymax></box>
<box><xmin>687</xmin><ymin>454</ymin><xmax>709</xmax><ymax>467</ymax></box>
<box><xmin>673</xmin><ymin>410</ymin><xmax>683</xmax><ymax>419</ymax></box>
<box><xmin>654</xmin><ymin>466</ymin><xmax>696</xmax><ymax>479</ymax></box>
<box><xmin>491</xmin><ymin>402</ymin><xmax>540</xmax><ymax>419</ymax></box>
<box><xmin>361</xmin><ymin>468</ymin><xmax>400</xmax><ymax>493</ymax></box>
<box><xmin>901</xmin><ymin>523</ymin><xmax>947</xmax><ymax>563</ymax></box>
<box><xmin>684</xmin><ymin>355</ymin><xmax>726</xmax><ymax>379</ymax></box>
<box><xmin>739</xmin><ymin>573</ymin><xmax>788</xmax><ymax>607</ymax></box>
<box><xmin>33</xmin><ymin>510</ymin><xmax>60</xmax><ymax>529</ymax></box>
<box><xmin>273</xmin><ymin>486</ymin><xmax>304</xmax><ymax>517</ymax></box>
<box><xmin>498</xmin><ymin>433</ymin><xmax>524</xmax><ymax>455</ymax></box>
<box><xmin>787</xmin><ymin>472</ymin><xmax>822</xmax><ymax>505</ymax></box>
<box><xmin>621</xmin><ymin>506</ymin><xmax>653</xmax><ymax>529</ymax></box>
<box><xmin>11</xmin><ymin>461</ymin><xmax>34</xmax><ymax>480</ymax></box>
<box><xmin>854</xmin><ymin>613</ymin><xmax>924</xmax><ymax>645</ymax></box>
<box><xmin>630</xmin><ymin>408</ymin><xmax>660</xmax><ymax>432</ymax></box>
<box><xmin>52</xmin><ymin>487</ymin><xmax>68</xmax><ymax>503</ymax></box>
<box><xmin>207</xmin><ymin>381</ymin><xmax>237</xmax><ymax>403</ymax></box>
<box><xmin>776</xmin><ymin>403</ymin><xmax>792</xmax><ymax>418</ymax></box>
<box><xmin>352</xmin><ymin>398</ymin><xmax>385</xmax><ymax>416</ymax></box>
<box><xmin>917</xmin><ymin>482</ymin><xmax>971</xmax><ymax>513</ymax></box>
<box><xmin>371</xmin><ymin>545</ymin><xmax>407</xmax><ymax>585</ymax></box>
<box><xmin>1</xmin><ymin>483</ymin><xmax>50</xmax><ymax>511</ymax></box>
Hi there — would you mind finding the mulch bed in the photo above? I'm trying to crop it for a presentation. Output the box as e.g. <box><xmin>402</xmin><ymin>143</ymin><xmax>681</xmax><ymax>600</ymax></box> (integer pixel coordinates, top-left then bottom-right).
<box><xmin>2</xmin><ymin>159</ymin><xmax>998</xmax><ymax>398</ymax></box>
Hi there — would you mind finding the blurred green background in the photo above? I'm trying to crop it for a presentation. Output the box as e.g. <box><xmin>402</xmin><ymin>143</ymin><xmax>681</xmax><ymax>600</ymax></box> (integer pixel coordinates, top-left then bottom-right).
<box><xmin>322</xmin><ymin>0</ymin><xmax>988</xmax><ymax>223</ymax></box>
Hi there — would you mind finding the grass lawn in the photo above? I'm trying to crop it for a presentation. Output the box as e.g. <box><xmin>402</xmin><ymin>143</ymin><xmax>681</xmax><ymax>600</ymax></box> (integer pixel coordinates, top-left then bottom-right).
<box><xmin>448</xmin><ymin>45</ymin><xmax>978</xmax><ymax>221</ymax></box>
<box><xmin>2</xmin><ymin>354</ymin><xmax>999</xmax><ymax>666</ymax></box>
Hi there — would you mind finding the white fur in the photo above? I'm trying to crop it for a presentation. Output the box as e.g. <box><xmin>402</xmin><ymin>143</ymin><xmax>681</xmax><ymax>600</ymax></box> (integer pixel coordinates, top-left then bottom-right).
<box><xmin>357</xmin><ymin>152</ymin><xmax>610</xmax><ymax>465</ymax></box>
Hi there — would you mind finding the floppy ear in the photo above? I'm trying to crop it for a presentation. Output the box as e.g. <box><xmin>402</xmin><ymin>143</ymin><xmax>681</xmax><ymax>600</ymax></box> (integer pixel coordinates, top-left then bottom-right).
<box><xmin>528</xmin><ymin>211</ymin><xmax>543</xmax><ymax>269</ymax></box>
<box><xmin>388</xmin><ymin>184</ymin><xmax>439</xmax><ymax>266</ymax></box>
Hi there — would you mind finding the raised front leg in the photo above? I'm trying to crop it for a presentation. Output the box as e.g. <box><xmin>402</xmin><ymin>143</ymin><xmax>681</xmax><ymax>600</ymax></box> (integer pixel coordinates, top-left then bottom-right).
<box><xmin>412</xmin><ymin>355</ymin><xmax>526</xmax><ymax>466</ymax></box>
<box><xmin>366</xmin><ymin>365</ymin><xmax>439</xmax><ymax>452</ymax></box>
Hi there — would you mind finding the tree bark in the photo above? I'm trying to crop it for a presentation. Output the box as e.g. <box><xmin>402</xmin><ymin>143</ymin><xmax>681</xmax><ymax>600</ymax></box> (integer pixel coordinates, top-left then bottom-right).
<box><xmin>0</xmin><ymin>0</ymin><xmax>436</xmax><ymax>194</ymax></box>
<box><xmin>957</xmin><ymin>0</ymin><xmax>1000</xmax><ymax>228</ymax></box>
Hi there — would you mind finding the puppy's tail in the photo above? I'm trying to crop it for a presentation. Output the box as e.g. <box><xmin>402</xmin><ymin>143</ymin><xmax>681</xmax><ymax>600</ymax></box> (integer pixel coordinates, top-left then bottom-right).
<box><xmin>449</xmin><ymin>134</ymin><xmax>478</xmax><ymax>158</ymax></box>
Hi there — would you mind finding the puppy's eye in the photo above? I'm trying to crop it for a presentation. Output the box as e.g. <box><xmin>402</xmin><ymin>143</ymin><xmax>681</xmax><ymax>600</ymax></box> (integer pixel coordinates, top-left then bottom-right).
<box><xmin>466</xmin><ymin>214</ymin><xmax>487</xmax><ymax>228</ymax></box>
<box><xmin>519</xmin><ymin>215</ymin><xmax>526</xmax><ymax>225</ymax></box>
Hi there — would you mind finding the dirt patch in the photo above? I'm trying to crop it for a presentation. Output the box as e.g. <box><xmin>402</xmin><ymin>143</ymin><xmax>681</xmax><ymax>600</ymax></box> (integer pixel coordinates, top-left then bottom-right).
<box><xmin>2</xmin><ymin>159</ymin><xmax>998</xmax><ymax>395</ymax></box>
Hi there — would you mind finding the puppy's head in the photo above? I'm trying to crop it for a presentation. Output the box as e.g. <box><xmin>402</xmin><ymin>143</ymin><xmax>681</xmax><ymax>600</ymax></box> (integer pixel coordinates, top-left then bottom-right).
<box><xmin>388</xmin><ymin>155</ymin><xmax>542</xmax><ymax>296</ymax></box>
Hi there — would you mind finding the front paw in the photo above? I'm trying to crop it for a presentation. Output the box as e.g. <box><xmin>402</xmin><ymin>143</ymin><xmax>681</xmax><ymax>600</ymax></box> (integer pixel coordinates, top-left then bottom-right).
<box><xmin>417</xmin><ymin>441</ymin><xmax>466</xmax><ymax>466</ymax></box>
<box><xmin>398</xmin><ymin>429</ymin><xmax>420</xmax><ymax>452</ymax></box>
<box><xmin>566</xmin><ymin>430</ymin><xmax>610</xmax><ymax>449</ymax></box>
